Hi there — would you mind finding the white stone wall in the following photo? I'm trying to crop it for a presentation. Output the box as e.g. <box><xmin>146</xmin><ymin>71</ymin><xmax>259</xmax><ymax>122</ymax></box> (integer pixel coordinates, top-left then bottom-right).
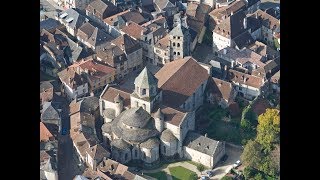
<box><xmin>212</xmin><ymin>32</ymin><xmax>231</xmax><ymax>51</ymax></box>
<box><xmin>130</xmin><ymin>96</ymin><xmax>152</xmax><ymax>113</ymax></box>
<box><xmin>234</xmin><ymin>83</ymin><xmax>261</xmax><ymax>100</ymax></box>
<box><xmin>165</xmin><ymin>122</ymin><xmax>180</xmax><ymax>141</ymax></box>
<box><xmin>127</xmin><ymin>49</ymin><xmax>143</xmax><ymax>71</ymax></box>
<box><xmin>202</xmin><ymin>0</ymin><xmax>215</xmax><ymax>7</ymax></box>
<box><xmin>44</xmin><ymin>170</ymin><xmax>58</xmax><ymax>180</ymax></box>
<box><xmin>184</xmin><ymin>147</ymin><xmax>213</xmax><ymax>167</ymax></box>
<box><xmin>141</xmin><ymin>146</ymin><xmax>159</xmax><ymax>163</ymax></box>
<box><xmin>154</xmin><ymin>46</ymin><xmax>170</xmax><ymax>65</ymax></box>
<box><xmin>180</xmin><ymin>80</ymin><xmax>207</xmax><ymax>111</ymax></box>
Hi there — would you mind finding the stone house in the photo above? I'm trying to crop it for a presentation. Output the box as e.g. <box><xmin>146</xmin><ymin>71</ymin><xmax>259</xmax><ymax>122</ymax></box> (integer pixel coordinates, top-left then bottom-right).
<box><xmin>212</xmin><ymin>10</ymin><xmax>249</xmax><ymax>51</ymax></box>
<box><xmin>228</xmin><ymin>69</ymin><xmax>265</xmax><ymax>100</ymax></box>
<box><xmin>56</xmin><ymin>8</ymin><xmax>88</xmax><ymax>37</ymax></box>
<box><xmin>206</xmin><ymin>77</ymin><xmax>237</xmax><ymax>108</ymax></box>
<box><xmin>183</xmin><ymin>132</ymin><xmax>225</xmax><ymax>168</ymax></box>
<box><xmin>86</xmin><ymin>0</ymin><xmax>119</xmax><ymax>26</ymax></box>
<box><xmin>208</xmin><ymin>0</ymin><xmax>246</xmax><ymax>31</ymax></box>
<box><xmin>96</xmin><ymin>42</ymin><xmax>129</xmax><ymax>79</ymax></box>
<box><xmin>77</xmin><ymin>22</ymin><xmax>114</xmax><ymax>51</ymax></box>
<box><xmin>63</xmin><ymin>0</ymin><xmax>92</xmax><ymax>11</ymax></box>
<box><xmin>247</xmin><ymin>9</ymin><xmax>280</xmax><ymax>47</ymax></box>
<box><xmin>154</xmin><ymin>35</ymin><xmax>171</xmax><ymax>65</ymax></box>
<box><xmin>248</xmin><ymin>40</ymin><xmax>279</xmax><ymax>62</ymax></box>
<box><xmin>86</xmin><ymin>144</ymin><xmax>111</xmax><ymax>170</ymax></box>
<box><xmin>110</xmin><ymin>34</ymin><xmax>143</xmax><ymax>74</ymax></box>
<box><xmin>58</xmin><ymin>67</ymin><xmax>89</xmax><ymax>100</ymax></box>
<box><xmin>71</xmin><ymin>59</ymin><xmax>116</xmax><ymax>93</ymax></box>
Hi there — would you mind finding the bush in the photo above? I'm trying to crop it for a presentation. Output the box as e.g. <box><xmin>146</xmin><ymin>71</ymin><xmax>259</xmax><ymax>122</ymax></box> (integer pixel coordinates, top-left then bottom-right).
<box><xmin>254</xmin><ymin>173</ymin><xmax>264</xmax><ymax>180</ymax></box>
<box><xmin>243</xmin><ymin>167</ymin><xmax>257</xmax><ymax>179</ymax></box>
<box><xmin>197</xmin><ymin>164</ymin><xmax>205</xmax><ymax>172</ymax></box>
<box><xmin>221</xmin><ymin>176</ymin><xmax>233</xmax><ymax>180</ymax></box>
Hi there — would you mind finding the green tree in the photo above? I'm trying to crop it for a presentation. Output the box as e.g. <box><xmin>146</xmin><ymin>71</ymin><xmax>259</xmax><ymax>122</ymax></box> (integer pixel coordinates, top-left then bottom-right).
<box><xmin>243</xmin><ymin>167</ymin><xmax>257</xmax><ymax>179</ymax></box>
<box><xmin>253</xmin><ymin>173</ymin><xmax>264</xmax><ymax>180</ymax></box>
<box><xmin>197</xmin><ymin>164</ymin><xmax>205</xmax><ymax>172</ymax></box>
<box><xmin>241</xmin><ymin>140</ymin><xmax>263</xmax><ymax>168</ymax></box>
<box><xmin>256</xmin><ymin>109</ymin><xmax>280</xmax><ymax>152</ymax></box>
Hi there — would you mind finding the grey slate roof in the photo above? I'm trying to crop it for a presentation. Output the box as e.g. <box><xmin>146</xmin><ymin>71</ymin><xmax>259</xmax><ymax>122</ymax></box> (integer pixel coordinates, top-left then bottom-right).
<box><xmin>120</xmin><ymin>107</ymin><xmax>151</xmax><ymax>128</ymax></box>
<box><xmin>183</xmin><ymin>132</ymin><xmax>221</xmax><ymax>156</ymax></box>
<box><xmin>160</xmin><ymin>129</ymin><xmax>177</xmax><ymax>142</ymax></box>
<box><xmin>111</xmin><ymin>138</ymin><xmax>131</xmax><ymax>150</ymax></box>
<box><xmin>41</xmin><ymin>102</ymin><xmax>60</xmax><ymax>121</ymax></box>
<box><xmin>78</xmin><ymin>22</ymin><xmax>113</xmax><ymax>47</ymax></box>
<box><xmin>134</xmin><ymin>67</ymin><xmax>158</xmax><ymax>89</ymax></box>
<box><xmin>169</xmin><ymin>23</ymin><xmax>188</xmax><ymax>37</ymax></box>
<box><xmin>40</xmin><ymin>18</ymin><xmax>61</xmax><ymax>31</ymax></box>
<box><xmin>154</xmin><ymin>0</ymin><xmax>175</xmax><ymax>11</ymax></box>
<box><xmin>40</xmin><ymin>81</ymin><xmax>53</xmax><ymax>93</ymax></box>
<box><xmin>103</xmin><ymin>108</ymin><xmax>116</xmax><ymax>120</ymax></box>
<box><xmin>233</xmin><ymin>30</ymin><xmax>254</xmax><ymax>50</ymax></box>
<box><xmin>101</xmin><ymin>122</ymin><xmax>112</xmax><ymax>133</ymax></box>
<box><xmin>80</xmin><ymin>96</ymin><xmax>99</xmax><ymax>114</ymax></box>
<box><xmin>60</xmin><ymin>8</ymin><xmax>86</xmax><ymax>30</ymax></box>
<box><xmin>140</xmin><ymin>138</ymin><xmax>160</xmax><ymax>149</ymax></box>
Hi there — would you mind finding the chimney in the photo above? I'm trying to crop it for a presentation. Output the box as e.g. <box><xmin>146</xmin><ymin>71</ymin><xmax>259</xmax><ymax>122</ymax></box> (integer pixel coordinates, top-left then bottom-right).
<box><xmin>205</xmin><ymin>133</ymin><xmax>207</xmax><ymax>137</ymax></box>
<box><xmin>125</xmin><ymin>21</ymin><xmax>129</xmax><ymax>26</ymax></box>
<box><xmin>231</xmin><ymin>11</ymin><xmax>233</xmax><ymax>16</ymax></box>
<box><xmin>243</xmin><ymin>17</ymin><xmax>247</xmax><ymax>29</ymax></box>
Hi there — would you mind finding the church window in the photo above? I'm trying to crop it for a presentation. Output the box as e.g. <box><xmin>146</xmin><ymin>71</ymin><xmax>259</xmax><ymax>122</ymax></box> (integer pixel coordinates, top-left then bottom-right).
<box><xmin>135</xmin><ymin>150</ymin><xmax>138</xmax><ymax>157</ymax></box>
<box><xmin>125</xmin><ymin>153</ymin><xmax>128</xmax><ymax>161</ymax></box>
<box><xmin>173</xmin><ymin>36</ymin><xmax>176</xmax><ymax>39</ymax></box>
<box><xmin>177</xmin><ymin>52</ymin><xmax>180</xmax><ymax>56</ymax></box>
<box><xmin>142</xmin><ymin>89</ymin><xmax>146</xmax><ymax>95</ymax></box>
<box><xmin>163</xmin><ymin>146</ymin><xmax>166</xmax><ymax>154</ymax></box>
<box><xmin>177</xmin><ymin>43</ymin><xmax>180</xmax><ymax>47</ymax></box>
<box><xmin>173</xmin><ymin>42</ymin><xmax>176</xmax><ymax>46</ymax></box>
<box><xmin>178</xmin><ymin>36</ymin><xmax>180</xmax><ymax>39</ymax></box>
<box><xmin>174</xmin><ymin>51</ymin><xmax>176</xmax><ymax>55</ymax></box>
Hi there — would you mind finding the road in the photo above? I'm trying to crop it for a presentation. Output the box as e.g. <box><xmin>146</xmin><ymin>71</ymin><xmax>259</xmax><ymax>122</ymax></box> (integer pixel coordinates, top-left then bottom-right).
<box><xmin>210</xmin><ymin>143</ymin><xmax>243</xmax><ymax>180</ymax></box>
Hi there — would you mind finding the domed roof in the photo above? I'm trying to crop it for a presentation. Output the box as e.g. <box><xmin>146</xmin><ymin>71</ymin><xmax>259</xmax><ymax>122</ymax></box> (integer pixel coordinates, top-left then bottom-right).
<box><xmin>140</xmin><ymin>138</ymin><xmax>160</xmax><ymax>149</ymax></box>
<box><xmin>111</xmin><ymin>107</ymin><xmax>159</xmax><ymax>143</ymax></box>
<box><xmin>121</xmin><ymin>107</ymin><xmax>151</xmax><ymax>128</ymax></box>
<box><xmin>111</xmin><ymin>139</ymin><xmax>131</xmax><ymax>150</ymax></box>
<box><xmin>160</xmin><ymin>129</ymin><xmax>177</xmax><ymax>142</ymax></box>
<box><xmin>103</xmin><ymin>108</ymin><xmax>115</xmax><ymax>120</ymax></box>
<box><xmin>101</xmin><ymin>122</ymin><xmax>112</xmax><ymax>133</ymax></box>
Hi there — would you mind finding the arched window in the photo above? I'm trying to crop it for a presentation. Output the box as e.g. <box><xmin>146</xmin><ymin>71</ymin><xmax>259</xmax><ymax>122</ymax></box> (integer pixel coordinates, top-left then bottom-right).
<box><xmin>142</xmin><ymin>89</ymin><xmax>146</xmax><ymax>95</ymax></box>
<box><xmin>174</xmin><ymin>51</ymin><xmax>176</xmax><ymax>55</ymax></box>
<box><xmin>125</xmin><ymin>153</ymin><xmax>128</xmax><ymax>161</ymax></box>
<box><xmin>163</xmin><ymin>146</ymin><xmax>166</xmax><ymax>153</ymax></box>
<box><xmin>173</xmin><ymin>42</ymin><xmax>176</xmax><ymax>46</ymax></box>
<box><xmin>177</xmin><ymin>52</ymin><xmax>180</xmax><ymax>56</ymax></box>
<box><xmin>177</xmin><ymin>43</ymin><xmax>180</xmax><ymax>47</ymax></box>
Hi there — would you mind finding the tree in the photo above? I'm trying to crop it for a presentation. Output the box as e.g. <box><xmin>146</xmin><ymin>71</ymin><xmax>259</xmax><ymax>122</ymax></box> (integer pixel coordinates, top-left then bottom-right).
<box><xmin>243</xmin><ymin>167</ymin><xmax>257</xmax><ymax>179</ymax></box>
<box><xmin>241</xmin><ymin>140</ymin><xmax>263</xmax><ymax>168</ymax></box>
<box><xmin>256</xmin><ymin>109</ymin><xmax>280</xmax><ymax>152</ymax></box>
<box><xmin>197</xmin><ymin>164</ymin><xmax>205</xmax><ymax>172</ymax></box>
<box><xmin>253</xmin><ymin>172</ymin><xmax>264</xmax><ymax>180</ymax></box>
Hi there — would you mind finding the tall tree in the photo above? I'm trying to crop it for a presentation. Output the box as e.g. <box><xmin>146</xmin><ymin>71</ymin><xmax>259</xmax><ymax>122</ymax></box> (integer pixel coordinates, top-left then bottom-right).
<box><xmin>240</xmin><ymin>140</ymin><xmax>263</xmax><ymax>168</ymax></box>
<box><xmin>256</xmin><ymin>109</ymin><xmax>280</xmax><ymax>152</ymax></box>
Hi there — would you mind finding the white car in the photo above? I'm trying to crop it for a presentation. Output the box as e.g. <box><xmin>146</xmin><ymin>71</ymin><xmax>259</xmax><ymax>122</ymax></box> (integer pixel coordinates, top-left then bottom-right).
<box><xmin>233</xmin><ymin>160</ymin><xmax>241</xmax><ymax>168</ymax></box>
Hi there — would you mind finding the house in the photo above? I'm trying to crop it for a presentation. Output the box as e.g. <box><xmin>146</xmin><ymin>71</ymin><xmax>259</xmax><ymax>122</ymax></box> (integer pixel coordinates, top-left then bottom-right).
<box><xmin>40</xmin><ymin>150</ymin><xmax>58</xmax><ymax>180</ymax></box>
<box><xmin>71</xmin><ymin>59</ymin><xmax>116</xmax><ymax>93</ymax></box>
<box><xmin>40</xmin><ymin>18</ymin><xmax>63</xmax><ymax>33</ymax></box>
<box><xmin>153</xmin><ymin>0</ymin><xmax>179</xmax><ymax>17</ymax></box>
<box><xmin>269</xmin><ymin>70</ymin><xmax>279</xmax><ymax>93</ymax></box>
<box><xmin>86</xmin><ymin>0</ymin><xmax>119</xmax><ymax>25</ymax></box>
<box><xmin>104</xmin><ymin>9</ymin><xmax>148</xmax><ymax>30</ymax></box>
<box><xmin>247</xmin><ymin>9</ymin><xmax>280</xmax><ymax>47</ymax></box>
<box><xmin>86</xmin><ymin>144</ymin><xmax>111</xmax><ymax>170</ymax></box>
<box><xmin>212</xmin><ymin>10</ymin><xmax>249</xmax><ymax>51</ymax></box>
<box><xmin>41</xmin><ymin>102</ymin><xmax>62</xmax><ymax>132</ymax></box>
<box><xmin>58</xmin><ymin>67</ymin><xmax>89</xmax><ymax>100</ymax></box>
<box><xmin>40</xmin><ymin>122</ymin><xmax>55</xmax><ymax>142</ymax></box>
<box><xmin>77</xmin><ymin>22</ymin><xmax>114</xmax><ymax>51</ymax></box>
<box><xmin>155</xmin><ymin>57</ymin><xmax>209</xmax><ymax>111</ymax></box>
<box><xmin>56</xmin><ymin>8</ymin><xmax>88</xmax><ymax>37</ymax></box>
<box><xmin>244</xmin><ymin>0</ymin><xmax>260</xmax><ymax>14</ymax></box>
<box><xmin>110</xmin><ymin>34</ymin><xmax>143</xmax><ymax>74</ymax></box>
<box><xmin>228</xmin><ymin>69</ymin><xmax>265</xmax><ymax>100</ymax></box>
<box><xmin>40</xmin><ymin>81</ymin><xmax>54</xmax><ymax>105</ymax></box>
<box><xmin>96</xmin><ymin>42</ymin><xmax>129</xmax><ymax>79</ymax></box>
<box><xmin>217</xmin><ymin>47</ymin><xmax>265</xmax><ymax>72</ymax></box>
<box><xmin>248</xmin><ymin>41</ymin><xmax>279</xmax><ymax>62</ymax></box>
<box><xmin>251</xmin><ymin>56</ymin><xmax>280</xmax><ymax>79</ymax></box>
<box><xmin>186</xmin><ymin>3</ymin><xmax>211</xmax><ymax>45</ymax></box>
<box><xmin>183</xmin><ymin>132</ymin><xmax>225</xmax><ymax>168</ymax></box>
<box><xmin>154</xmin><ymin>35</ymin><xmax>171</xmax><ymax>65</ymax></box>
<box><xmin>121</xmin><ymin>16</ymin><xmax>168</xmax><ymax>64</ymax></box>
<box><xmin>63</xmin><ymin>0</ymin><xmax>92</xmax><ymax>11</ymax></box>
<box><xmin>209</xmin><ymin>0</ymin><xmax>246</xmax><ymax>31</ymax></box>
<box><xmin>206</xmin><ymin>77</ymin><xmax>237</xmax><ymax>108</ymax></box>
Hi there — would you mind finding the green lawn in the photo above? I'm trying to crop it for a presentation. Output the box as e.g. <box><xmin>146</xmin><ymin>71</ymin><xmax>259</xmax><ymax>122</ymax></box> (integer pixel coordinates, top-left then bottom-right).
<box><xmin>169</xmin><ymin>166</ymin><xmax>198</xmax><ymax>180</ymax></box>
<box><xmin>145</xmin><ymin>171</ymin><xmax>168</xmax><ymax>180</ymax></box>
<box><xmin>184</xmin><ymin>160</ymin><xmax>209</xmax><ymax>170</ymax></box>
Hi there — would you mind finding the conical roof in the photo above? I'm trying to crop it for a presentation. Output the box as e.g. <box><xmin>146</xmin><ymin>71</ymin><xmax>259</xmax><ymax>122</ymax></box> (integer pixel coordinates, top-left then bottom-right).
<box><xmin>134</xmin><ymin>67</ymin><xmax>158</xmax><ymax>89</ymax></box>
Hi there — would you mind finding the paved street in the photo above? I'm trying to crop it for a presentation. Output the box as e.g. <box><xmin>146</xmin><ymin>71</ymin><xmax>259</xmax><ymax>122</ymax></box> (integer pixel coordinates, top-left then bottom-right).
<box><xmin>210</xmin><ymin>143</ymin><xmax>243</xmax><ymax>180</ymax></box>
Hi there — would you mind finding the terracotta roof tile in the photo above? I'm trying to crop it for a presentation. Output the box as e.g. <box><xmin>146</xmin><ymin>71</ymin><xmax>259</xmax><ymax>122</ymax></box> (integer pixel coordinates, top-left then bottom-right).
<box><xmin>252</xmin><ymin>98</ymin><xmax>271</xmax><ymax>116</ymax></box>
<box><xmin>228</xmin><ymin>69</ymin><xmax>264</xmax><ymax>89</ymax></box>
<box><xmin>121</xmin><ymin>21</ymin><xmax>146</xmax><ymax>40</ymax></box>
<box><xmin>208</xmin><ymin>77</ymin><xmax>233</xmax><ymax>101</ymax></box>
<box><xmin>158</xmin><ymin>105</ymin><xmax>187</xmax><ymax>126</ymax></box>
<box><xmin>155</xmin><ymin>57</ymin><xmax>209</xmax><ymax>107</ymax></box>
<box><xmin>101</xmin><ymin>86</ymin><xmax>132</xmax><ymax>108</ymax></box>
<box><xmin>40</xmin><ymin>122</ymin><xmax>54</xmax><ymax>142</ymax></box>
<box><xmin>155</xmin><ymin>34</ymin><xmax>170</xmax><ymax>50</ymax></box>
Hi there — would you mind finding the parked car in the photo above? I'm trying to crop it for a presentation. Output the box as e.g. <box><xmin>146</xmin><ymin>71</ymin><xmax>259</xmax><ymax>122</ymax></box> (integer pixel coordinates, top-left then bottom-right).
<box><xmin>61</xmin><ymin>128</ymin><xmax>69</xmax><ymax>135</ymax></box>
<box><xmin>201</xmin><ymin>176</ymin><xmax>209</xmax><ymax>180</ymax></box>
<box><xmin>207</xmin><ymin>171</ymin><xmax>214</xmax><ymax>177</ymax></box>
<box><xmin>233</xmin><ymin>160</ymin><xmax>241</xmax><ymax>168</ymax></box>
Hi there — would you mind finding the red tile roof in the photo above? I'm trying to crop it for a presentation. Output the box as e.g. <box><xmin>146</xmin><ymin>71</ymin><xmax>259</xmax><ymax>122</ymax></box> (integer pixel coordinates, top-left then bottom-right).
<box><xmin>40</xmin><ymin>122</ymin><xmax>54</xmax><ymax>142</ymax></box>
<box><xmin>252</xmin><ymin>98</ymin><xmax>271</xmax><ymax>116</ymax></box>
<box><xmin>101</xmin><ymin>86</ymin><xmax>132</xmax><ymax>108</ymax></box>
<box><xmin>228</xmin><ymin>69</ymin><xmax>264</xmax><ymax>89</ymax></box>
<box><xmin>120</xmin><ymin>21</ymin><xmax>145</xmax><ymax>40</ymax></box>
<box><xmin>155</xmin><ymin>57</ymin><xmax>209</xmax><ymax>107</ymax></box>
